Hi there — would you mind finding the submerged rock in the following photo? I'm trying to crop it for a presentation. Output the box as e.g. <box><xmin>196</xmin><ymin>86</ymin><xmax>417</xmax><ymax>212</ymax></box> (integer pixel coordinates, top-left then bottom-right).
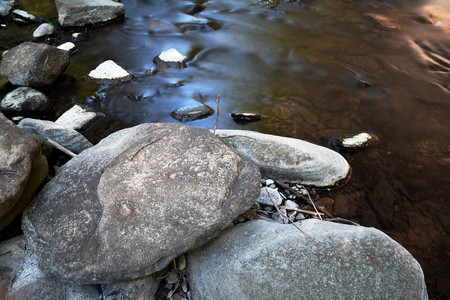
<box><xmin>55</xmin><ymin>0</ymin><xmax>125</xmax><ymax>27</ymax></box>
<box><xmin>214</xmin><ymin>130</ymin><xmax>350</xmax><ymax>187</ymax></box>
<box><xmin>87</xmin><ymin>60</ymin><xmax>132</xmax><ymax>82</ymax></box>
<box><xmin>231</xmin><ymin>112</ymin><xmax>261</xmax><ymax>123</ymax></box>
<box><xmin>12</xmin><ymin>9</ymin><xmax>37</xmax><ymax>23</ymax></box>
<box><xmin>0</xmin><ymin>0</ymin><xmax>14</xmax><ymax>17</ymax></box>
<box><xmin>171</xmin><ymin>104</ymin><xmax>214</xmax><ymax>122</ymax></box>
<box><xmin>0</xmin><ymin>42</ymin><xmax>69</xmax><ymax>88</ymax></box>
<box><xmin>22</xmin><ymin>123</ymin><xmax>260</xmax><ymax>284</ymax></box>
<box><xmin>0</xmin><ymin>87</ymin><xmax>54</xmax><ymax>116</ymax></box>
<box><xmin>187</xmin><ymin>219</ymin><xmax>428</xmax><ymax>300</ymax></box>
<box><xmin>329</xmin><ymin>132</ymin><xmax>378</xmax><ymax>152</ymax></box>
<box><xmin>18</xmin><ymin>118</ymin><xmax>93</xmax><ymax>154</ymax></box>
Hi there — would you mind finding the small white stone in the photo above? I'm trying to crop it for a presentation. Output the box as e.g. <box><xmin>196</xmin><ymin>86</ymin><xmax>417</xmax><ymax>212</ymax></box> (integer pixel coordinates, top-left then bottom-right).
<box><xmin>55</xmin><ymin>105</ymin><xmax>98</xmax><ymax>131</ymax></box>
<box><xmin>88</xmin><ymin>60</ymin><xmax>131</xmax><ymax>80</ymax></box>
<box><xmin>57</xmin><ymin>42</ymin><xmax>76</xmax><ymax>53</ymax></box>
<box><xmin>12</xmin><ymin>9</ymin><xmax>36</xmax><ymax>21</ymax></box>
<box><xmin>342</xmin><ymin>132</ymin><xmax>372</xmax><ymax>148</ymax></box>
<box><xmin>158</xmin><ymin>48</ymin><xmax>185</xmax><ymax>63</ymax></box>
<box><xmin>265</xmin><ymin>179</ymin><xmax>275</xmax><ymax>186</ymax></box>
<box><xmin>33</xmin><ymin>23</ymin><xmax>55</xmax><ymax>38</ymax></box>
<box><xmin>72</xmin><ymin>32</ymin><xmax>82</xmax><ymax>38</ymax></box>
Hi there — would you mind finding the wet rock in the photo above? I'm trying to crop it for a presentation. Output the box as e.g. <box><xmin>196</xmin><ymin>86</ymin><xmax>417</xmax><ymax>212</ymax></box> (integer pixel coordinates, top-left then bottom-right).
<box><xmin>33</xmin><ymin>23</ymin><xmax>55</xmax><ymax>38</ymax></box>
<box><xmin>154</xmin><ymin>48</ymin><xmax>186</xmax><ymax>69</ymax></box>
<box><xmin>87</xmin><ymin>60</ymin><xmax>132</xmax><ymax>83</ymax></box>
<box><xmin>171</xmin><ymin>104</ymin><xmax>214</xmax><ymax>122</ymax></box>
<box><xmin>55</xmin><ymin>105</ymin><xmax>103</xmax><ymax>131</ymax></box>
<box><xmin>0</xmin><ymin>112</ymin><xmax>41</xmax><ymax>230</ymax></box>
<box><xmin>256</xmin><ymin>187</ymin><xmax>282</xmax><ymax>206</ymax></box>
<box><xmin>0</xmin><ymin>87</ymin><xmax>54</xmax><ymax>116</ymax></box>
<box><xmin>102</xmin><ymin>274</ymin><xmax>160</xmax><ymax>300</ymax></box>
<box><xmin>0</xmin><ymin>236</ymin><xmax>102</xmax><ymax>300</ymax></box>
<box><xmin>57</xmin><ymin>42</ymin><xmax>77</xmax><ymax>54</ymax></box>
<box><xmin>215</xmin><ymin>130</ymin><xmax>350</xmax><ymax>187</ymax></box>
<box><xmin>18</xmin><ymin>118</ymin><xmax>93</xmax><ymax>154</ymax></box>
<box><xmin>22</xmin><ymin>123</ymin><xmax>260</xmax><ymax>284</ymax></box>
<box><xmin>12</xmin><ymin>9</ymin><xmax>37</xmax><ymax>23</ymax></box>
<box><xmin>187</xmin><ymin>219</ymin><xmax>428</xmax><ymax>300</ymax></box>
<box><xmin>55</xmin><ymin>0</ymin><xmax>125</xmax><ymax>27</ymax></box>
<box><xmin>424</xmin><ymin>4</ymin><xmax>450</xmax><ymax>28</ymax></box>
<box><xmin>231</xmin><ymin>112</ymin><xmax>261</xmax><ymax>123</ymax></box>
<box><xmin>144</xmin><ymin>19</ymin><xmax>178</xmax><ymax>35</ymax></box>
<box><xmin>329</xmin><ymin>132</ymin><xmax>378</xmax><ymax>152</ymax></box>
<box><xmin>0</xmin><ymin>42</ymin><xmax>69</xmax><ymax>88</ymax></box>
<box><xmin>0</xmin><ymin>0</ymin><xmax>14</xmax><ymax>17</ymax></box>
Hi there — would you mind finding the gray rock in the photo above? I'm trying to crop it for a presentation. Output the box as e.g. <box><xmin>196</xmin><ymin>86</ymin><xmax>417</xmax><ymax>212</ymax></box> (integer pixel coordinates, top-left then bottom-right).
<box><xmin>171</xmin><ymin>104</ymin><xmax>214</xmax><ymax>122</ymax></box>
<box><xmin>215</xmin><ymin>130</ymin><xmax>350</xmax><ymax>187</ymax></box>
<box><xmin>102</xmin><ymin>274</ymin><xmax>160</xmax><ymax>300</ymax></box>
<box><xmin>12</xmin><ymin>9</ymin><xmax>36</xmax><ymax>22</ymax></box>
<box><xmin>0</xmin><ymin>42</ymin><xmax>69</xmax><ymax>88</ymax></box>
<box><xmin>187</xmin><ymin>219</ymin><xmax>428</xmax><ymax>300</ymax></box>
<box><xmin>284</xmin><ymin>200</ymin><xmax>299</xmax><ymax>208</ymax></box>
<box><xmin>56</xmin><ymin>0</ymin><xmax>125</xmax><ymax>27</ymax></box>
<box><xmin>0</xmin><ymin>0</ymin><xmax>14</xmax><ymax>17</ymax></box>
<box><xmin>0</xmin><ymin>236</ymin><xmax>102</xmax><ymax>300</ymax></box>
<box><xmin>32</xmin><ymin>23</ymin><xmax>55</xmax><ymax>38</ymax></box>
<box><xmin>18</xmin><ymin>118</ymin><xmax>93</xmax><ymax>154</ymax></box>
<box><xmin>22</xmin><ymin>123</ymin><xmax>260</xmax><ymax>284</ymax></box>
<box><xmin>154</xmin><ymin>48</ymin><xmax>186</xmax><ymax>69</ymax></box>
<box><xmin>1</xmin><ymin>87</ymin><xmax>54</xmax><ymax>116</ymax></box>
<box><xmin>55</xmin><ymin>105</ymin><xmax>102</xmax><ymax>131</ymax></box>
<box><xmin>256</xmin><ymin>187</ymin><xmax>282</xmax><ymax>206</ymax></box>
<box><xmin>87</xmin><ymin>60</ymin><xmax>132</xmax><ymax>83</ymax></box>
<box><xmin>0</xmin><ymin>112</ymin><xmax>41</xmax><ymax>230</ymax></box>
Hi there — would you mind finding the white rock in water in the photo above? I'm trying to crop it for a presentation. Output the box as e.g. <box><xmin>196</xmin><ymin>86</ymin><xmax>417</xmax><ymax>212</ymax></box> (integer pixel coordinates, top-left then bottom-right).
<box><xmin>158</xmin><ymin>48</ymin><xmax>185</xmax><ymax>63</ymax></box>
<box><xmin>72</xmin><ymin>32</ymin><xmax>82</xmax><ymax>39</ymax></box>
<box><xmin>88</xmin><ymin>60</ymin><xmax>131</xmax><ymax>80</ymax></box>
<box><xmin>55</xmin><ymin>105</ymin><xmax>99</xmax><ymax>131</ymax></box>
<box><xmin>12</xmin><ymin>9</ymin><xmax>36</xmax><ymax>21</ymax></box>
<box><xmin>57</xmin><ymin>42</ymin><xmax>76</xmax><ymax>53</ymax></box>
<box><xmin>33</xmin><ymin>23</ymin><xmax>55</xmax><ymax>38</ymax></box>
<box><xmin>342</xmin><ymin>132</ymin><xmax>372</xmax><ymax>148</ymax></box>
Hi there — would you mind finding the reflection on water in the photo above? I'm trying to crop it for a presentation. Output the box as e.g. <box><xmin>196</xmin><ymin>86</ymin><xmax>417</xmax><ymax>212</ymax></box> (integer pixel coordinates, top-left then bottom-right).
<box><xmin>1</xmin><ymin>0</ymin><xmax>449</xmax><ymax>297</ymax></box>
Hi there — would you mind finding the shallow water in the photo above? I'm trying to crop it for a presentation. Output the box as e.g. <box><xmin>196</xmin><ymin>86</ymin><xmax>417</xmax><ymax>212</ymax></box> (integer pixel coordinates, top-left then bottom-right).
<box><xmin>1</xmin><ymin>0</ymin><xmax>449</xmax><ymax>297</ymax></box>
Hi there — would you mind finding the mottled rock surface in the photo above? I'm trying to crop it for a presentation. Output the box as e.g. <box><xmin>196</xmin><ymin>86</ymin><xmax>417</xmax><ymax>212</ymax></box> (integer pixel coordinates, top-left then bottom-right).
<box><xmin>22</xmin><ymin>123</ymin><xmax>260</xmax><ymax>284</ymax></box>
<box><xmin>215</xmin><ymin>130</ymin><xmax>350</xmax><ymax>187</ymax></box>
<box><xmin>0</xmin><ymin>112</ymin><xmax>41</xmax><ymax>230</ymax></box>
<box><xmin>0</xmin><ymin>42</ymin><xmax>69</xmax><ymax>88</ymax></box>
<box><xmin>0</xmin><ymin>87</ymin><xmax>54</xmax><ymax>116</ymax></box>
<box><xmin>187</xmin><ymin>219</ymin><xmax>428</xmax><ymax>300</ymax></box>
<box><xmin>55</xmin><ymin>0</ymin><xmax>125</xmax><ymax>27</ymax></box>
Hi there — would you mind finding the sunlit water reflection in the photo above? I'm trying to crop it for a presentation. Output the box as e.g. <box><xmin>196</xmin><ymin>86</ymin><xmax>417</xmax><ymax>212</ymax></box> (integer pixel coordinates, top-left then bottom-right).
<box><xmin>1</xmin><ymin>0</ymin><xmax>449</xmax><ymax>297</ymax></box>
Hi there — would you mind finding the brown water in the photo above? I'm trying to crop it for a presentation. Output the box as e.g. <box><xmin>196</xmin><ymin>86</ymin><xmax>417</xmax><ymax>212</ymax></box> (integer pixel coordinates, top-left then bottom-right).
<box><xmin>1</xmin><ymin>0</ymin><xmax>449</xmax><ymax>297</ymax></box>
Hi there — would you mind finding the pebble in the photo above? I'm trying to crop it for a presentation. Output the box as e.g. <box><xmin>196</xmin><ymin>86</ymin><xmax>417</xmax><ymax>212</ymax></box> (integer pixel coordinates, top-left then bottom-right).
<box><xmin>33</xmin><ymin>23</ymin><xmax>54</xmax><ymax>38</ymax></box>
<box><xmin>265</xmin><ymin>179</ymin><xmax>274</xmax><ymax>186</ymax></box>
<box><xmin>285</xmin><ymin>200</ymin><xmax>299</xmax><ymax>208</ymax></box>
<box><xmin>167</xmin><ymin>271</ymin><xmax>179</xmax><ymax>284</ymax></box>
<box><xmin>296</xmin><ymin>213</ymin><xmax>306</xmax><ymax>220</ymax></box>
<box><xmin>57</xmin><ymin>42</ymin><xmax>77</xmax><ymax>54</ymax></box>
<box><xmin>257</xmin><ymin>187</ymin><xmax>283</xmax><ymax>206</ymax></box>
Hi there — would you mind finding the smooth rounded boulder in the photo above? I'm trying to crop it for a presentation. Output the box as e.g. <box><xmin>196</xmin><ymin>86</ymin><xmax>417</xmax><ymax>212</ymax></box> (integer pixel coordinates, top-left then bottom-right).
<box><xmin>0</xmin><ymin>42</ymin><xmax>69</xmax><ymax>88</ymax></box>
<box><xmin>22</xmin><ymin>123</ymin><xmax>260</xmax><ymax>284</ymax></box>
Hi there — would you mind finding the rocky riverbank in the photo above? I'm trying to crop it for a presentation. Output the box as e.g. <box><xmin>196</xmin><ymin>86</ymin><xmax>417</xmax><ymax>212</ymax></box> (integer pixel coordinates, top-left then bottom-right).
<box><xmin>0</xmin><ymin>1</ymin><xmax>431</xmax><ymax>299</ymax></box>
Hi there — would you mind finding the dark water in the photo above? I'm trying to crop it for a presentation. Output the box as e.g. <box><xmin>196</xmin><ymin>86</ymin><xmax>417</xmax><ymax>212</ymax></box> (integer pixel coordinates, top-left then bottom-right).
<box><xmin>1</xmin><ymin>0</ymin><xmax>449</xmax><ymax>297</ymax></box>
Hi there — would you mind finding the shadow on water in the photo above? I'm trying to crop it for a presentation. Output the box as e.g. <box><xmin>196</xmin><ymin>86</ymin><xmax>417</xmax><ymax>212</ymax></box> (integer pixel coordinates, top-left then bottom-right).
<box><xmin>1</xmin><ymin>0</ymin><xmax>449</xmax><ymax>297</ymax></box>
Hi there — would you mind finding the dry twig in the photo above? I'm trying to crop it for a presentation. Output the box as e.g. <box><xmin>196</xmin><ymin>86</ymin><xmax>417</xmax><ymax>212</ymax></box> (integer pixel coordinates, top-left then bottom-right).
<box><xmin>47</xmin><ymin>138</ymin><xmax>76</xmax><ymax>158</ymax></box>
<box><xmin>213</xmin><ymin>95</ymin><xmax>221</xmax><ymax>135</ymax></box>
<box><xmin>279</xmin><ymin>206</ymin><xmax>324</xmax><ymax>217</ymax></box>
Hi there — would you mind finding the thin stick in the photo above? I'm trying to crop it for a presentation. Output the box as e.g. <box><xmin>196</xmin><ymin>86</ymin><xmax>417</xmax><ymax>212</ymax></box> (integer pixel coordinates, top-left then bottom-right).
<box><xmin>279</xmin><ymin>206</ymin><xmax>324</xmax><ymax>217</ymax></box>
<box><xmin>213</xmin><ymin>94</ymin><xmax>220</xmax><ymax>135</ymax></box>
<box><xmin>324</xmin><ymin>217</ymin><xmax>360</xmax><ymax>226</ymax></box>
<box><xmin>46</xmin><ymin>138</ymin><xmax>76</xmax><ymax>158</ymax></box>
<box><xmin>298</xmin><ymin>185</ymin><xmax>322</xmax><ymax>220</ymax></box>
<box><xmin>266</xmin><ymin>189</ymin><xmax>288</xmax><ymax>224</ymax></box>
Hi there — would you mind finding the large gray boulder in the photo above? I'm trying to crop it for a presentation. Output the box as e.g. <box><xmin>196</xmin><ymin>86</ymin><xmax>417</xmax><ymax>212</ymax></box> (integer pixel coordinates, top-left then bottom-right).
<box><xmin>0</xmin><ymin>42</ymin><xmax>69</xmax><ymax>88</ymax></box>
<box><xmin>18</xmin><ymin>118</ymin><xmax>93</xmax><ymax>154</ymax></box>
<box><xmin>0</xmin><ymin>112</ymin><xmax>41</xmax><ymax>230</ymax></box>
<box><xmin>187</xmin><ymin>219</ymin><xmax>428</xmax><ymax>300</ymax></box>
<box><xmin>22</xmin><ymin>123</ymin><xmax>260</xmax><ymax>284</ymax></box>
<box><xmin>0</xmin><ymin>236</ymin><xmax>102</xmax><ymax>300</ymax></box>
<box><xmin>0</xmin><ymin>87</ymin><xmax>54</xmax><ymax>116</ymax></box>
<box><xmin>55</xmin><ymin>0</ymin><xmax>125</xmax><ymax>27</ymax></box>
<box><xmin>214</xmin><ymin>130</ymin><xmax>350</xmax><ymax>187</ymax></box>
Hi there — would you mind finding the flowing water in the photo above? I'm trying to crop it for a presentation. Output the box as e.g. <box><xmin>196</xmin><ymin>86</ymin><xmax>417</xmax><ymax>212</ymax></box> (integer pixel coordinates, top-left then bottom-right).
<box><xmin>1</xmin><ymin>0</ymin><xmax>449</xmax><ymax>297</ymax></box>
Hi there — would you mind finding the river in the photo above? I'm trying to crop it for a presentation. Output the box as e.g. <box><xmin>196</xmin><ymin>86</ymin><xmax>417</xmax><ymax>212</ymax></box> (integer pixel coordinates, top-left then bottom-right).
<box><xmin>1</xmin><ymin>0</ymin><xmax>449</xmax><ymax>297</ymax></box>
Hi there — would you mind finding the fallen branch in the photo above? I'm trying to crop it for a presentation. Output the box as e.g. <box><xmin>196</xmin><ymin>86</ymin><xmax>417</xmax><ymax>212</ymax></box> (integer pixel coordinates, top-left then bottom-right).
<box><xmin>266</xmin><ymin>188</ymin><xmax>288</xmax><ymax>224</ymax></box>
<box><xmin>46</xmin><ymin>138</ymin><xmax>76</xmax><ymax>158</ymax></box>
<box><xmin>324</xmin><ymin>217</ymin><xmax>360</xmax><ymax>226</ymax></box>
<box><xmin>279</xmin><ymin>206</ymin><xmax>324</xmax><ymax>217</ymax></box>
